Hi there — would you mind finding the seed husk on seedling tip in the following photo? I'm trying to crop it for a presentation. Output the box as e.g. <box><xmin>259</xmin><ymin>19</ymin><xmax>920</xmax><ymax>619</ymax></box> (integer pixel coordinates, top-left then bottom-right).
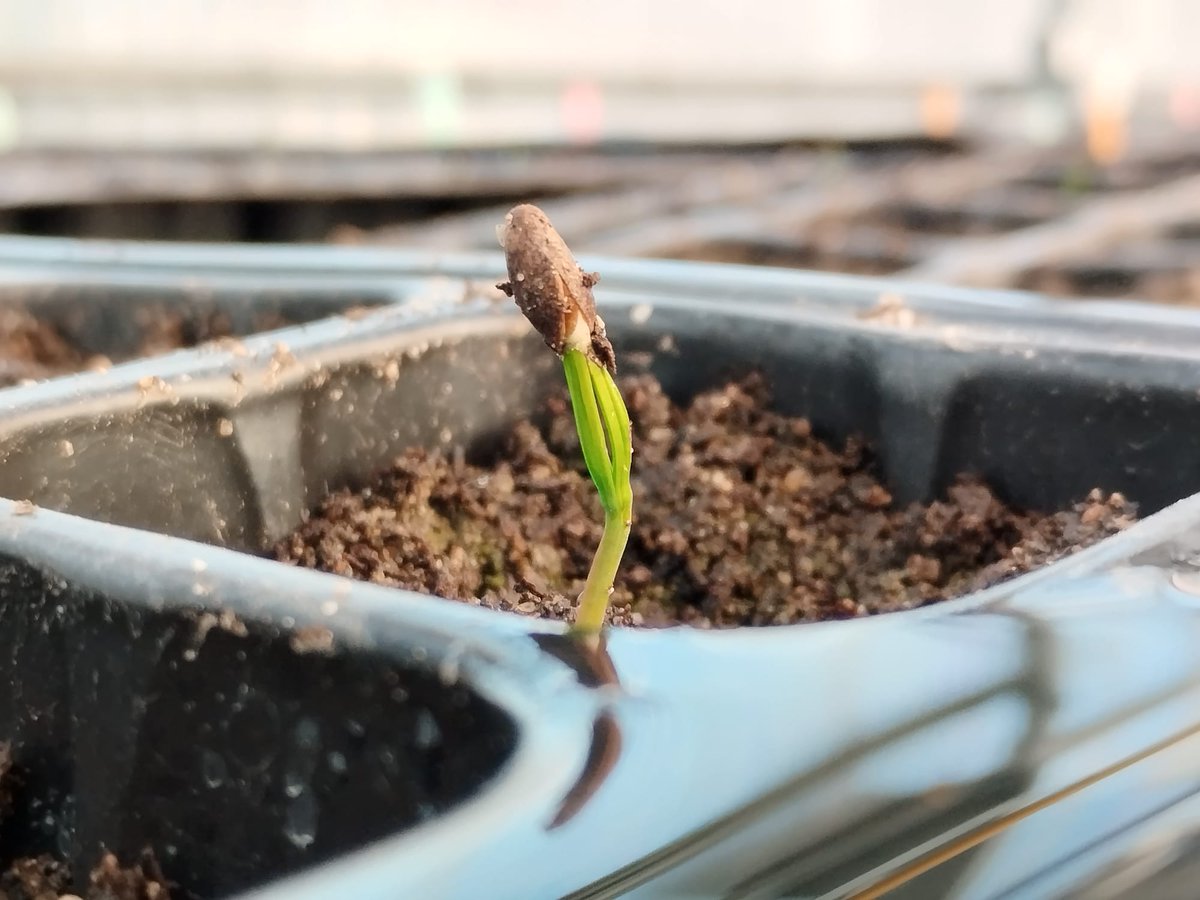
<box><xmin>497</xmin><ymin>204</ymin><xmax>632</xmax><ymax>639</ymax></box>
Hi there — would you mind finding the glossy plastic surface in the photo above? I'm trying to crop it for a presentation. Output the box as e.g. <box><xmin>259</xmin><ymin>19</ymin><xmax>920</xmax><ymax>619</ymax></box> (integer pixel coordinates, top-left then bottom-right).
<box><xmin>0</xmin><ymin>238</ymin><xmax>1199</xmax><ymax>897</ymax></box>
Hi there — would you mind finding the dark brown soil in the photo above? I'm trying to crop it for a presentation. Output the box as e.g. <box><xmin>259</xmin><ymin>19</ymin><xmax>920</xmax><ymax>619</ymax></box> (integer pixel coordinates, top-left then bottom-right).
<box><xmin>276</xmin><ymin>373</ymin><xmax>1137</xmax><ymax>628</ymax></box>
<box><xmin>664</xmin><ymin>238</ymin><xmax>912</xmax><ymax>276</ymax></box>
<box><xmin>0</xmin><ymin>307</ymin><xmax>293</xmax><ymax>388</ymax></box>
<box><xmin>0</xmin><ymin>743</ymin><xmax>173</xmax><ymax>900</ymax></box>
<box><xmin>0</xmin><ymin>851</ymin><xmax>171</xmax><ymax>900</ymax></box>
<box><xmin>1022</xmin><ymin>266</ymin><xmax>1200</xmax><ymax>307</ymax></box>
<box><xmin>0</xmin><ymin>745</ymin><xmax>14</xmax><ymax>819</ymax></box>
<box><xmin>662</xmin><ymin>216</ymin><xmax>920</xmax><ymax>275</ymax></box>
<box><xmin>0</xmin><ymin>309</ymin><xmax>97</xmax><ymax>386</ymax></box>
<box><xmin>131</xmin><ymin>307</ymin><xmax>290</xmax><ymax>360</ymax></box>
<box><xmin>660</xmin><ymin>198</ymin><xmax>1055</xmax><ymax>277</ymax></box>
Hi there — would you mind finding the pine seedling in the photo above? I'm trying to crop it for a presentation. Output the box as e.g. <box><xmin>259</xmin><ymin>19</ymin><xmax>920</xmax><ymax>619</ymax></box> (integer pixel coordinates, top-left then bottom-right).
<box><xmin>497</xmin><ymin>204</ymin><xmax>632</xmax><ymax>637</ymax></box>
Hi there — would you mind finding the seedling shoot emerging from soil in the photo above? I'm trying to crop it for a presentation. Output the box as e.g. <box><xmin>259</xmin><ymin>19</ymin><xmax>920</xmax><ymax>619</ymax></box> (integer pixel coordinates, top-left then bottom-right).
<box><xmin>497</xmin><ymin>204</ymin><xmax>632</xmax><ymax>636</ymax></box>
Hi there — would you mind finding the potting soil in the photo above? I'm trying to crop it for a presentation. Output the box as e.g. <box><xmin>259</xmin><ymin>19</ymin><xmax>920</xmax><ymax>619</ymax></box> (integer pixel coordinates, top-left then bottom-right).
<box><xmin>0</xmin><ymin>743</ymin><xmax>174</xmax><ymax>899</ymax></box>
<box><xmin>277</xmin><ymin>373</ymin><xmax>1137</xmax><ymax>628</ymax></box>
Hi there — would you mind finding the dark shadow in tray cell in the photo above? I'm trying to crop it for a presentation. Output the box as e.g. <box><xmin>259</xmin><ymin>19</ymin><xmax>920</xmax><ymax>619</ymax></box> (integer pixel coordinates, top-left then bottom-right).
<box><xmin>0</xmin><ymin>557</ymin><xmax>516</xmax><ymax>898</ymax></box>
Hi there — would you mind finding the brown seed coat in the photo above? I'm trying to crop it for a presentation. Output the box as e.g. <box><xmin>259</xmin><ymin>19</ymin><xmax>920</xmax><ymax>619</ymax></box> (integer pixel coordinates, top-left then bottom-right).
<box><xmin>497</xmin><ymin>204</ymin><xmax>616</xmax><ymax>373</ymax></box>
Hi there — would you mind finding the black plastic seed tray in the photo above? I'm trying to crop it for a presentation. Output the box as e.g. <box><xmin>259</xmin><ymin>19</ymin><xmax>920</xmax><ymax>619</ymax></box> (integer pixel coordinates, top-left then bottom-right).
<box><xmin>1015</xmin><ymin>223</ymin><xmax>1200</xmax><ymax>306</ymax></box>
<box><xmin>0</xmin><ymin>234</ymin><xmax>467</xmax><ymax>384</ymax></box>
<box><xmin>356</xmin><ymin>140</ymin><xmax>1022</xmax><ymax>257</ymax></box>
<box><xmin>0</xmin><ymin>144</ymin><xmax>914</xmax><ymax>245</ymax></box>
<box><xmin>0</xmin><ymin>241</ymin><xmax>1197</xmax><ymax>897</ymax></box>
<box><xmin>352</xmin><ymin>138</ymin><xmax>1200</xmax><ymax>311</ymax></box>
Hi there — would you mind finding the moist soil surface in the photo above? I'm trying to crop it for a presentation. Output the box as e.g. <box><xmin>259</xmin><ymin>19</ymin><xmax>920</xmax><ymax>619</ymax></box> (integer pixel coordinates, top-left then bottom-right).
<box><xmin>277</xmin><ymin>373</ymin><xmax>1138</xmax><ymax>628</ymax></box>
<box><xmin>0</xmin><ymin>743</ymin><xmax>174</xmax><ymax>900</ymax></box>
<box><xmin>660</xmin><ymin>198</ymin><xmax>1058</xmax><ymax>277</ymax></box>
<box><xmin>0</xmin><ymin>307</ymin><xmax>292</xmax><ymax>387</ymax></box>
<box><xmin>1021</xmin><ymin>266</ymin><xmax>1200</xmax><ymax>307</ymax></box>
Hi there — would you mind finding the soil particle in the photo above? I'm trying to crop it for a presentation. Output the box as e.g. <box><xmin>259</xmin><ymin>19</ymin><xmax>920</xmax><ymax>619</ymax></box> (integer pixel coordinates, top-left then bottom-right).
<box><xmin>0</xmin><ymin>851</ymin><xmax>171</xmax><ymax>900</ymax></box>
<box><xmin>83</xmin><ymin>851</ymin><xmax>171</xmax><ymax>900</ymax></box>
<box><xmin>859</xmin><ymin>292</ymin><xmax>919</xmax><ymax>328</ymax></box>
<box><xmin>276</xmin><ymin>373</ymin><xmax>1137</xmax><ymax>628</ymax></box>
<box><xmin>0</xmin><ymin>748</ymin><xmax>173</xmax><ymax>900</ymax></box>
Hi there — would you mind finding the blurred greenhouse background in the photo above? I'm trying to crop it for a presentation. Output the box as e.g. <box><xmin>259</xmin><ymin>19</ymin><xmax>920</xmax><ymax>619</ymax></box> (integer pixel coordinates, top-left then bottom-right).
<box><xmin>0</xmin><ymin>0</ymin><xmax>1198</xmax><ymax>306</ymax></box>
<box><xmin>0</xmin><ymin>0</ymin><xmax>1197</xmax><ymax>150</ymax></box>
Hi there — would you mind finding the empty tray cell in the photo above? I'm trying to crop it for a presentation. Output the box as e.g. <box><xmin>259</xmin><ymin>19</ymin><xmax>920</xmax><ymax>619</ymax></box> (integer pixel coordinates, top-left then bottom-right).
<box><xmin>0</xmin><ymin>284</ymin><xmax>381</xmax><ymax>385</ymax></box>
<box><xmin>1018</xmin><ymin>237</ymin><xmax>1200</xmax><ymax>305</ymax></box>
<box><xmin>1016</xmin><ymin>155</ymin><xmax>1199</xmax><ymax>194</ymax></box>
<box><xmin>1019</xmin><ymin>265</ymin><xmax>1143</xmax><ymax>300</ymax></box>
<box><xmin>660</xmin><ymin>217</ymin><xmax>925</xmax><ymax>275</ymax></box>
<box><xmin>1166</xmin><ymin>221</ymin><xmax>1200</xmax><ymax>240</ymax></box>
<box><xmin>660</xmin><ymin>238</ymin><xmax>915</xmax><ymax>275</ymax></box>
<box><xmin>0</xmin><ymin>566</ymin><xmax>516</xmax><ymax>898</ymax></box>
<box><xmin>881</xmin><ymin>185</ymin><xmax>1076</xmax><ymax>236</ymax></box>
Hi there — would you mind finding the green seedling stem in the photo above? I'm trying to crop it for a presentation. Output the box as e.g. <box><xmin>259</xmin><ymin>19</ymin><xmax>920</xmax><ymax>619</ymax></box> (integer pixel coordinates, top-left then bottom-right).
<box><xmin>562</xmin><ymin>348</ymin><xmax>633</xmax><ymax>635</ymax></box>
<box><xmin>497</xmin><ymin>203</ymin><xmax>634</xmax><ymax>637</ymax></box>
